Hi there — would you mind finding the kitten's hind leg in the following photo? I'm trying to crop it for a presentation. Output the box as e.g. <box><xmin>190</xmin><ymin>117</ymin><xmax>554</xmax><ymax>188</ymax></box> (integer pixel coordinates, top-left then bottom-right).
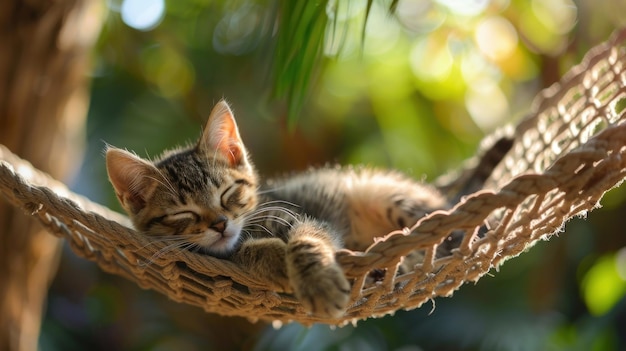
<box><xmin>286</xmin><ymin>220</ymin><xmax>351</xmax><ymax>318</ymax></box>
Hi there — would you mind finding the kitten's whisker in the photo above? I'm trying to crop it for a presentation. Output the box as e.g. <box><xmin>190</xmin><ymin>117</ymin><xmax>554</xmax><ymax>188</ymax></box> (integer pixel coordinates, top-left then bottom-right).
<box><xmin>137</xmin><ymin>236</ymin><xmax>187</xmax><ymax>251</ymax></box>
<box><xmin>247</xmin><ymin>212</ymin><xmax>298</xmax><ymax>225</ymax></box>
<box><xmin>150</xmin><ymin>235</ymin><xmax>198</xmax><ymax>242</ymax></box>
<box><xmin>187</xmin><ymin>243</ymin><xmax>202</xmax><ymax>255</ymax></box>
<box><xmin>253</xmin><ymin>204</ymin><xmax>299</xmax><ymax>215</ymax></box>
<box><xmin>154</xmin><ymin>240</ymin><xmax>191</xmax><ymax>256</ymax></box>
<box><xmin>140</xmin><ymin>240</ymin><xmax>196</xmax><ymax>267</ymax></box>
<box><xmin>138</xmin><ymin>234</ymin><xmax>200</xmax><ymax>250</ymax></box>
<box><xmin>247</xmin><ymin>206</ymin><xmax>300</xmax><ymax>221</ymax></box>
<box><xmin>246</xmin><ymin>215</ymin><xmax>294</xmax><ymax>228</ymax></box>
<box><xmin>244</xmin><ymin>211</ymin><xmax>297</xmax><ymax>227</ymax></box>
<box><xmin>244</xmin><ymin>223</ymin><xmax>274</xmax><ymax>236</ymax></box>
<box><xmin>256</xmin><ymin>199</ymin><xmax>300</xmax><ymax>209</ymax></box>
<box><xmin>248</xmin><ymin>200</ymin><xmax>301</xmax><ymax>218</ymax></box>
<box><xmin>246</xmin><ymin>215</ymin><xmax>292</xmax><ymax>225</ymax></box>
<box><xmin>256</xmin><ymin>186</ymin><xmax>299</xmax><ymax>196</ymax></box>
<box><xmin>241</xmin><ymin>229</ymin><xmax>255</xmax><ymax>240</ymax></box>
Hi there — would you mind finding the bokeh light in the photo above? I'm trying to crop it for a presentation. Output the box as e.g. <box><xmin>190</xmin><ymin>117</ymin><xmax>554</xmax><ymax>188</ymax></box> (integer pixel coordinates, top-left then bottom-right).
<box><xmin>581</xmin><ymin>253</ymin><xmax>626</xmax><ymax>316</ymax></box>
<box><xmin>519</xmin><ymin>0</ymin><xmax>578</xmax><ymax>54</ymax></box>
<box><xmin>474</xmin><ymin>16</ymin><xmax>518</xmax><ymax>62</ymax></box>
<box><xmin>120</xmin><ymin>0</ymin><xmax>165</xmax><ymax>31</ymax></box>
<box><xmin>465</xmin><ymin>80</ymin><xmax>509</xmax><ymax>131</ymax></box>
<box><xmin>435</xmin><ymin>0</ymin><xmax>489</xmax><ymax>16</ymax></box>
<box><xmin>532</xmin><ymin>0</ymin><xmax>577</xmax><ymax>35</ymax></box>
<box><xmin>396</xmin><ymin>0</ymin><xmax>446</xmax><ymax>34</ymax></box>
<box><xmin>213</xmin><ymin>2</ymin><xmax>265</xmax><ymax>55</ymax></box>
<box><xmin>409</xmin><ymin>36</ymin><xmax>454</xmax><ymax>83</ymax></box>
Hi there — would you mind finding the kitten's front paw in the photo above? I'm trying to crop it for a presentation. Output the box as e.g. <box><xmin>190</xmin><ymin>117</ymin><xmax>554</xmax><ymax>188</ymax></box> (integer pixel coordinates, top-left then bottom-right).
<box><xmin>232</xmin><ymin>238</ymin><xmax>291</xmax><ymax>292</ymax></box>
<box><xmin>289</xmin><ymin>260</ymin><xmax>351</xmax><ymax>318</ymax></box>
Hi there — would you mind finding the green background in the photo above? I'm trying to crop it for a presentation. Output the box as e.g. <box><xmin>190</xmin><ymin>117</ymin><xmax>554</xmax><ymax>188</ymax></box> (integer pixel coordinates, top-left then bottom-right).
<box><xmin>40</xmin><ymin>0</ymin><xmax>626</xmax><ymax>350</ymax></box>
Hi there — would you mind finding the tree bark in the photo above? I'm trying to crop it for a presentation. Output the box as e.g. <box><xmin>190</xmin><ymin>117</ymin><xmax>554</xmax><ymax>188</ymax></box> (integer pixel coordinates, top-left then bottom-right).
<box><xmin>0</xmin><ymin>1</ymin><xmax>103</xmax><ymax>350</ymax></box>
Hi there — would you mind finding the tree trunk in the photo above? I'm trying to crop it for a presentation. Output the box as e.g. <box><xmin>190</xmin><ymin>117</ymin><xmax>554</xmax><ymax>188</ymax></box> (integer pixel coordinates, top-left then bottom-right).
<box><xmin>0</xmin><ymin>1</ymin><xmax>103</xmax><ymax>350</ymax></box>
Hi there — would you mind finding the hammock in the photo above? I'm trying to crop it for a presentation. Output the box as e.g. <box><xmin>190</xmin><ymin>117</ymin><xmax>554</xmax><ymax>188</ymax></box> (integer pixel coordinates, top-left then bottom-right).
<box><xmin>2</xmin><ymin>29</ymin><xmax>626</xmax><ymax>327</ymax></box>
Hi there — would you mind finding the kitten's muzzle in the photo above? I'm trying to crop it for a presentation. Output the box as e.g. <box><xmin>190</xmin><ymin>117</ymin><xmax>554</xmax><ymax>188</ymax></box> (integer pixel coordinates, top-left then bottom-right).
<box><xmin>210</xmin><ymin>215</ymin><xmax>228</xmax><ymax>234</ymax></box>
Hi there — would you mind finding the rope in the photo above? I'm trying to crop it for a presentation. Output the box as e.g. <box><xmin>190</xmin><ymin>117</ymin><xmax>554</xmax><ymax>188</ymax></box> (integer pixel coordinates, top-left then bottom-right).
<box><xmin>1</xmin><ymin>28</ymin><xmax>626</xmax><ymax>327</ymax></box>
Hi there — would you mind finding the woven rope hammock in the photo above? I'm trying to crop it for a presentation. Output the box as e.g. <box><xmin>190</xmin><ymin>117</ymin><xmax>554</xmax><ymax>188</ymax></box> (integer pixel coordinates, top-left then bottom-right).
<box><xmin>2</xmin><ymin>29</ymin><xmax>626</xmax><ymax>327</ymax></box>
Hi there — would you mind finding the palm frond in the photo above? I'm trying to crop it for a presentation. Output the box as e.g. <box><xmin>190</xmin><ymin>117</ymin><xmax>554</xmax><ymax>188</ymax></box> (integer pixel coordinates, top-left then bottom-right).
<box><xmin>270</xmin><ymin>0</ymin><xmax>398</xmax><ymax>125</ymax></box>
<box><xmin>362</xmin><ymin>0</ymin><xmax>374</xmax><ymax>44</ymax></box>
<box><xmin>271</xmin><ymin>1</ymin><xmax>328</xmax><ymax>126</ymax></box>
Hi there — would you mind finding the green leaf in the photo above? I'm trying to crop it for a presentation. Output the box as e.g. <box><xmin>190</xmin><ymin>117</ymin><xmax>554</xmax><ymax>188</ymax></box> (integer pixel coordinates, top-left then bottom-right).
<box><xmin>270</xmin><ymin>0</ymin><xmax>400</xmax><ymax>125</ymax></box>
<box><xmin>271</xmin><ymin>1</ymin><xmax>329</xmax><ymax>126</ymax></box>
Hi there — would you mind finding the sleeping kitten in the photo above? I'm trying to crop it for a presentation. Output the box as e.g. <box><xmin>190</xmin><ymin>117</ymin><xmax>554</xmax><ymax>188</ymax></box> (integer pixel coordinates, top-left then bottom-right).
<box><xmin>106</xmin><ymin>100</ymin><xmax>448</xmax><ymax>317</ymax></box>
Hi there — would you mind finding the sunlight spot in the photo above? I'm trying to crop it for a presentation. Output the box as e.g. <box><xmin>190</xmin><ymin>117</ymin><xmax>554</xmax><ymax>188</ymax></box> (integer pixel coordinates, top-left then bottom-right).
<box><xmin>16</xmin><ymin>164</ymin><xmax>33</xmax><ymax>181</ymax></box>
<box><xmin>409</xmin><ymin>37</ymin><xmax>453</xmax><ymax>82</ymax></box>
<box><xmin>396</xmin><ymin>0</ymin><xmax>446</xmax><ymax>34</ymax></box>
<box><xmin>532</xmin><ymin>0</ymin><xmax>577</xmax><ymax>35</ymax></box>
<box><xmin>475</xmin><ymin>17</ymin><xmax>518</xmax><ymax>61</ymax></box>
<box><xmin>460</xmin><ymin>49</ymin><xmax>499</xmax><ymax>84</ymax></box>
<box><xmin>465</xmin><ymin>81</ymin><xmax>509</xmax><ymax>132</ymax></box>
<box><xmin>435</xmin><ymin>0</ymin><xmax>489</xmax><ymax>17</ymax></box>
<box><xmin>121</xmin><ymin>0</ymin><xmax>165</xmax><ymax>31</ymax></box>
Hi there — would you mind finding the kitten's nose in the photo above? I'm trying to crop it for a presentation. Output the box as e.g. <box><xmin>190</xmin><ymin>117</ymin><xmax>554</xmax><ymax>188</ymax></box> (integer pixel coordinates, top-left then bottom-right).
<box><xmin>210</xmin><ymin>215</ymin><xmax>228</xmax><ymax>234</ymax></box>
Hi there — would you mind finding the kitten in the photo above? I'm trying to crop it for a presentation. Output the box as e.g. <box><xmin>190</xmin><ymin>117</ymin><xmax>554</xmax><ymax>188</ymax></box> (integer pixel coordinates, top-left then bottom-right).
<box><xmin>106</xmin><ymin>100</ymin><xmax>449</xmax><ymax>317</ymax></box>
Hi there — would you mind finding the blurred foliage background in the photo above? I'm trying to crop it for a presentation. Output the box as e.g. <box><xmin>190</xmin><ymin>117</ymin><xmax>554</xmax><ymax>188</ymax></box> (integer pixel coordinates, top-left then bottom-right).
<box><xmin>39</xmin><ymin>0</ymin><xmax>626</xmax><ymax>350</ymax></box>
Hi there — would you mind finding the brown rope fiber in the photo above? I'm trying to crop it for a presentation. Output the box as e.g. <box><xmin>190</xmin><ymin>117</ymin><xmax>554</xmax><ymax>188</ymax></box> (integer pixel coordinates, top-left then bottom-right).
<box><xmin>1</xmin><ymin>28</ymin><xmax>626</xmax><ymax>327</ymax></box>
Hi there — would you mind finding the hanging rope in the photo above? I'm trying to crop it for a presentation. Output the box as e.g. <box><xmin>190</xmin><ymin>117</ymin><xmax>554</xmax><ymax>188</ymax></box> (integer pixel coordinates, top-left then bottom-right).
<box><xmin>1</xmin><ymin>29</ymin><xmax>626</xmax><ymax>327</ymax></box>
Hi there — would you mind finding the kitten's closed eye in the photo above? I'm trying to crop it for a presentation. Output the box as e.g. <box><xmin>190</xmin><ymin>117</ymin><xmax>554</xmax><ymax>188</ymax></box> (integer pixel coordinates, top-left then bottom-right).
<box><xmin>149</xmin><ymin>211</ymin><xmax>200</xmax><ymax>230</ymax></box>
<box><xmin>221</xmin><ymin>179</ymin><xmax>252</xmax><ymax>210</ymax></box>
<box><xmin>167</xmin><ymin>211</ymin><xmax>200</xmax><ymax>222</ymax></box>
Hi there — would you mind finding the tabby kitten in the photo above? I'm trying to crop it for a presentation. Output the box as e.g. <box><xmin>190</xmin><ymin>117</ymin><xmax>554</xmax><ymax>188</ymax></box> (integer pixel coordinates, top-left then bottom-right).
<box><xmin>106</xmin><ymin>101</ymin><xmax>448</xmax><ymax>317</ymax></box>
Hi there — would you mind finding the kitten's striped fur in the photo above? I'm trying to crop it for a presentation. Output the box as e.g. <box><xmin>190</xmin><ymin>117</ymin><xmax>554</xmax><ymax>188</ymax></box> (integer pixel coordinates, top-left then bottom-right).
<box><xmin>106</xmin><ymin>101</ymin><xmax>448</xmax><ymax>317</ymax></box>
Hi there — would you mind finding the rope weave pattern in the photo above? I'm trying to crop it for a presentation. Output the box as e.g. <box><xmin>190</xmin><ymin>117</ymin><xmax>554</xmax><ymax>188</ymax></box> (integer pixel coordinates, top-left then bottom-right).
<box><xmin>1</xmin><ymin>29</ymin><xmax>626</xmax><ymax>327</ymax></box>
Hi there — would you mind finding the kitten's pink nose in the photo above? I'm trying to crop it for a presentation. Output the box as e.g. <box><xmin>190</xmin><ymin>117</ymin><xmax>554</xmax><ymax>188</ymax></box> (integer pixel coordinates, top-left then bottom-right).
<box><xmin>211</xmin><ymin>215</ymin><xmax>228</xmax><ymax>234</ymax></box>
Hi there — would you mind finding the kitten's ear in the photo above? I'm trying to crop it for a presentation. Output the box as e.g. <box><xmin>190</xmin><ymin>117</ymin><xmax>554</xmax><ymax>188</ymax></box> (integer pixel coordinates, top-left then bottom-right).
<box><xmin>106</xmin><ymin>147</ymin><xmax>161</xmax><ymax>215</ymax></box>
<box><xmin>199</xmin><ymin>100</ymin><xmax>247</xmax><ymax>167</ymax></box>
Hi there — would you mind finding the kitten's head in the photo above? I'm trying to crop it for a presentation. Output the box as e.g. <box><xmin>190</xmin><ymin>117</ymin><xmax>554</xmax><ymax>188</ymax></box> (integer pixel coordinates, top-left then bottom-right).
<box><xmin>105</xmin><ymin>100</ymin><xmax>258</xmax><ymax>257</ymax></box>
